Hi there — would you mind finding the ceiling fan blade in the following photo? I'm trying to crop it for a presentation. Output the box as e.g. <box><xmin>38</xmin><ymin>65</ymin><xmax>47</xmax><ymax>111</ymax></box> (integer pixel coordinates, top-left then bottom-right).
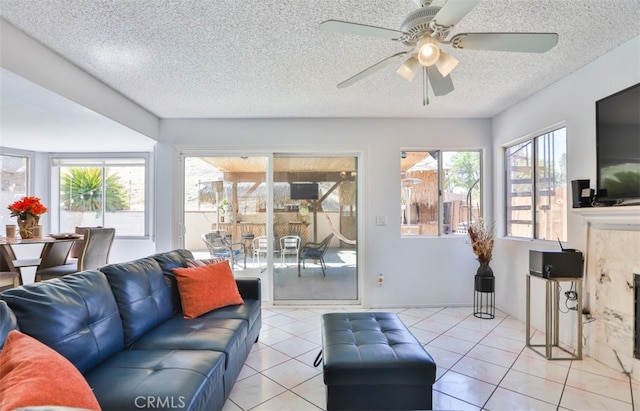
<box><xmin>449</xmin><ymin>32</ymin><xmax>559</xmax><ymax>52</ymax></box>
<box><xmin>432</xmin><ymin>0</ymin><xmax>481</xmax><ymax>27</ymax></box>
<box><xmin>426</xmin><ymin>66</ymin><xmax>454</xmax><ymax>96</ymax></box>
<box><xmin>337</xmin><ymin>52</ymin><xmax>409</xmax><ymax>88</ymax></box>
<box><xmin>319</xmin><ymin>20</ymin><xmax>407</xmax><ymax>40</ymax></box>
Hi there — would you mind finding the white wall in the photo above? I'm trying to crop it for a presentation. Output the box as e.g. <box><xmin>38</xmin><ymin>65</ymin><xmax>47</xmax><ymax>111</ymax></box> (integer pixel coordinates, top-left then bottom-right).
<box><xmin>10</xmin><ymin>23</ymin><xmax>636</xmax><ymax>312</ymax></box>
<box><xmin>491</xmin><ymin>36</ymin><xmax>640</xmax><ymax>330</ymax></box>
<box><xmin>159</xmin><ymin>117</ymin><xmax>492</xmax><ymax>307</ymax></box>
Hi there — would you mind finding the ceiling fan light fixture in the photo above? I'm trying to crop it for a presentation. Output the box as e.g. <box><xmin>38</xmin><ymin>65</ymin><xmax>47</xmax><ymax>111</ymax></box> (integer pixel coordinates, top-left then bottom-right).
<box><xmin>435</xmin><ymin>51</ymin><xmax>458</xmax><ymax>77</ymax></box>
<box><xmin>416</xmin><ymin>36</ymin><xmax>440</xmax><ymax>67</ymax></box>
<box><xmin>396</xmin><ymin>55</ymin><xmax>421</xmax><ymax>81</ymax></box>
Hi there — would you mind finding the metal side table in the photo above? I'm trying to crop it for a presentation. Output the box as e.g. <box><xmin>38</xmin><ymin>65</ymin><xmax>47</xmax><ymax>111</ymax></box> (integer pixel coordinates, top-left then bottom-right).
<box><xmin>526</xmin><ymin>274</ymin><xmax>582</xmax><ymax>360</ymax></box>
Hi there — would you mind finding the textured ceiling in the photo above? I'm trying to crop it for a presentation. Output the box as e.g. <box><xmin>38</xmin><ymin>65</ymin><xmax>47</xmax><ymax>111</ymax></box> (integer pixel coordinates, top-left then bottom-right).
<box><xmin>1</xmin><ymin>0</ymin><xmax>639</xmax><ymax>120</ymax></box>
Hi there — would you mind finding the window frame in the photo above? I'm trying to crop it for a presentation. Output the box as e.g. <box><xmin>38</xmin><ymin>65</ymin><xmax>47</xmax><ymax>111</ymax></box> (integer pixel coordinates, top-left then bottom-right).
<box><xmin>50</xmin><ymin>152</ymin><xmax>153</xmax><ymax>239</ymax></box>
<box><xmin>503</xmin><ymin>125</ymin><xmax>567</xmax><ymax>241</ymax></box>
<box><xmin>401</xmin><ymin>149</ymin><xmax>483</xmax><ymax>237</ymax></box>
<box><xmin>1</xmin><ymin>147</ymin><xmax>35</xmax><ymax>231</ymax></box>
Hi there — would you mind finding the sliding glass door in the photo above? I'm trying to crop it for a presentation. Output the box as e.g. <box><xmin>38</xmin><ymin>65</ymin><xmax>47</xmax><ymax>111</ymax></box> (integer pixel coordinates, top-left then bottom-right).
<box><xmin>182</xmin><ymin>154</ymin><xmax>359</xmax><ymax>304</ymax></box>
<box><xmin>272</xmin><ymin>155</ymin><xmax>358</xmax><ymax>303</ymax></box>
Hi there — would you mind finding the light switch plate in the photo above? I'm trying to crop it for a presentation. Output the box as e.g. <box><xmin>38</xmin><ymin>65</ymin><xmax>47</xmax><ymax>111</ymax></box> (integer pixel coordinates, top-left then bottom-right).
<box><xmin>376</xmin><ymin>215</ymin><xmax>387</xmax><ymax>226</ymax></box>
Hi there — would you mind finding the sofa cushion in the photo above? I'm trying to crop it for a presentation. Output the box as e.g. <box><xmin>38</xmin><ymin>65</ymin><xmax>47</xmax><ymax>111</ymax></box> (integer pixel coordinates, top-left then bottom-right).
<box><xmin>0</xmin><ymin>300</ymin><xmax>17</xmax><ymax>349</ymax></box>
<box><xmin>85</xmin><ymin>349</ymin><xmax>226</xmax><ymax>411</ymax></box>
<box><xmin>172</xmin><ymin>261</ymin><xmax>244</xmax><ymax>318</ymax></box>
<box><xmin>151</xmin><ymin>249</ymin><xmax>194</xmax><ymax>274</ymax></box>
<box><xmin>0</xmin><ymin>271</ymin><xmax>124</xmax><ymax>373</ymax></box>
<box><xmin>151</xmin><ymin>249</ymin><xmax>194</xmax><ymax>314</ymax></box>
<box><xmin>200</xmin><ymin>298</ymin><xmax>260</xmax><ymax>325</ymax></box>
<box><xmin>129</xmin><ymin>316</ymin><xmax>248</xmax><ymax>398</ymax></box>
<box><xmin>130</xmin><ymin>317</ymin><xmax>247</xmax><ymax>353</ymax></box>
<box><xmin>197</xmin><ymin>299</ymin><xmax>262</xmax><ymax>357</ymax></box>
<box><xmin>100</xmin><ymin>257</ymin><xmax>172</xmax><ymax>346</ymax></box>
<box><xmin>0</xmin><ymin>330</ymin><xmax>101</xmax><ymax>411</ymax></box>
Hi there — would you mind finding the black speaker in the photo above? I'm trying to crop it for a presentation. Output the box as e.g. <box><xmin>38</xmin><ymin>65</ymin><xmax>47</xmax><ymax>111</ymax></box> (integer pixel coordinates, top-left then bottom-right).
<box><xmin>571</xmin><ymin>179</ymin><xmax>593</xmax><ymax>208</ymax></box>
<box><xmin>529</xmin><ymin>250</ymin><xmax>584</xmax><ymax>278</ymax></box>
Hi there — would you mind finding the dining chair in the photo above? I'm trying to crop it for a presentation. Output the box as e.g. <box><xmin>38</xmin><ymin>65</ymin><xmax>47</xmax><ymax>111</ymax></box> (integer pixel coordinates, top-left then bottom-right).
<box><xmin>34</xmin><ymin>240</ymin><xmax>76</xmax><ymax>280</ymax></box>
<box><xmin>76</xmin><ymin>227</ymin><xmax>116</xmax><ymax>271</ymax></box>
<box><xmin>0</xmin><ymin>271</ymin><xmax>20</xmax><ymax>290</ymax></box>
<box><xmin>36</xmin><ymin>227</ymin><xmax>116</xmax><ymax>281</ymax></box>
<box><xmin>68</xmin><ymin>226</ymin><xmax>96</xmax><ymax>259</ymax></box>
<box><xmin>298</xmin><ymin>233</ymin><xmax>334</xmax><ymax>277</ymax></box>
<box><xmin>280</xmin><ymin>235</ymin><xmax>301</xmax><ymax>266</ymax></box>
<box><xmin>0</xmin><ymin>244</ymin><xmax>39</xmax><ymax>286</ymax></box>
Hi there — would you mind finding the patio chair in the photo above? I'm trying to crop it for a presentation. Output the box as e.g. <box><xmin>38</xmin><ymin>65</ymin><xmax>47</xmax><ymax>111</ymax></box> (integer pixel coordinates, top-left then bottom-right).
<box><xmin>252</xmin><ymin>236</ymin><xmax>269</xmax><ymax>265</ymax></box>
<box><xmin>280</xmin><ymin>235</ymin><xmax>301</xmax><ymax>266</ymax></box>
<box><xmin>298</xmin><ymin>233</ymin><xmax>334</xmax><ymax>277</ymax></box>
<box><xmin>202</xmin><ymin>231</ymin><xmax>246</xmax><ymax>269</ymax></box>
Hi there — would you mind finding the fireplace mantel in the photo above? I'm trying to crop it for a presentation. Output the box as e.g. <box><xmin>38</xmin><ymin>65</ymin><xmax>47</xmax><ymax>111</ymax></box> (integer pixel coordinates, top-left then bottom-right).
<box><xmin>573</xmin><ymin>205</ymin><xmax>640</xmax><ymax>229</ymax></box>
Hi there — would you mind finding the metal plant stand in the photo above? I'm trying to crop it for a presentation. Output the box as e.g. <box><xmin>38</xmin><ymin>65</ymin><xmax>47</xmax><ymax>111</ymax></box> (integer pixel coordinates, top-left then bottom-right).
<box><xmin>474</xmin><ymin>275</ymin><xmax>495</xmax><ymax>319</ymax></box>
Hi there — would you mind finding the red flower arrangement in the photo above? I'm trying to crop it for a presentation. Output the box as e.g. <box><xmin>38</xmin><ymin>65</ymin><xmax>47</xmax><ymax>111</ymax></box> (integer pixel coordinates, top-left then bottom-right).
<box><xmin>8</xmin><ymin>196</ymin><xmax>49</xmax><ymax>220</ymax></box>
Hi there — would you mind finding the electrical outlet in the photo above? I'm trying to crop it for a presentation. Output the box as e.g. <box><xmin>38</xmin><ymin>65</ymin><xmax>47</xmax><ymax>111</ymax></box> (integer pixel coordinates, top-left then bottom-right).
<box><xmin>376</xmin><ymin>215</ymin><xmax>387</xmax><ymax>226</ymax></box>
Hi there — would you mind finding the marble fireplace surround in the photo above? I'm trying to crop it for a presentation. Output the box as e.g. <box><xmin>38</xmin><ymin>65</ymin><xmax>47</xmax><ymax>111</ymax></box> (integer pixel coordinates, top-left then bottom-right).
<box><xmin>574</xmin><ymin>206</ymin><xmax>640</xmax><ymax>381</ymax></box>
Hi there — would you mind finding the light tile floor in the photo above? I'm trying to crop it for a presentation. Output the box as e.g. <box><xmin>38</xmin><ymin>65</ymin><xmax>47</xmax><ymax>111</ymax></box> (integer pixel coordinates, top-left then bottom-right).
<box><xmin>223</xmin><ymin>306</ymin><xmax>637</xmax><ymax>411</ymax></box>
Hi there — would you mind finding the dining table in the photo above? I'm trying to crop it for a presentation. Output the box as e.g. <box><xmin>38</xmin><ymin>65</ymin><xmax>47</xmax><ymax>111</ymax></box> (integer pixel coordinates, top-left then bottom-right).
<box><xmin>0</xmin><ymin>234</ymin><xmax>84</xmax><ymax>285</ymax></box>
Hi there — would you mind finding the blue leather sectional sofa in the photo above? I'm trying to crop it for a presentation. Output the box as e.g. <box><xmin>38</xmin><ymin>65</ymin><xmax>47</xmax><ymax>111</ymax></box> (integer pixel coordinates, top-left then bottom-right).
<box><xmin>0</xmin><ymin>249</ymin><xmax>261</xmax><ymax>410</ymax></box>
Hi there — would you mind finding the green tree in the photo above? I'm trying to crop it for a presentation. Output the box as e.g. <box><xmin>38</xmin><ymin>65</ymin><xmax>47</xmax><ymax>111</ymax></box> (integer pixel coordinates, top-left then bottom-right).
<box><xmin>448</xmin><ymin>152</ymin><xmax>480</xmax><ymax>191</ymax></box>
<box><xmin>60</xmin><ymin>168</ymin><xmax>127</xmax><ymax>213</ymax></box>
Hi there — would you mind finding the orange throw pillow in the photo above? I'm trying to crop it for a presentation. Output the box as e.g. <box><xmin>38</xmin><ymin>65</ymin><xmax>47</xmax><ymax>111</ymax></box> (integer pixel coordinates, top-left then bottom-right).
<box><xmin>0</xmin><ymin>330</ymin><xmax>101</xmax><ymax>411</ymax></box>
<box><xmin>172</xmin><ymin>260</ymin><xmax>244</xmax><ymax>318</ymax></box>
<box><xmin>185</xmin><ymin>257</ymin><xmax>226</xmax><ymax>268</ymax></box>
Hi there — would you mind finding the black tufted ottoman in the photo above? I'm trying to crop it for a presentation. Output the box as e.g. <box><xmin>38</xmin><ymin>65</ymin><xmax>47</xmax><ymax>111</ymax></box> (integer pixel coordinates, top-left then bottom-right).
<box><xmin>321</xmin><ymin>312</ymin><xmax>436</xmax><ymax>410</ymax></box>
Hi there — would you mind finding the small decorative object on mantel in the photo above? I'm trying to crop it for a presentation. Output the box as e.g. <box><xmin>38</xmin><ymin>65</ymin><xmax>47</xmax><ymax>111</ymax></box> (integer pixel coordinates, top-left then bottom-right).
<box><xmin>7</xmin><ymin>196</ymin><xmax>48</xmax><ymax>240</ymax></box>
<box><xmin>468</xmin><ymin>218</ymin><xmax>495</xmax><ymax>277</ymax></box>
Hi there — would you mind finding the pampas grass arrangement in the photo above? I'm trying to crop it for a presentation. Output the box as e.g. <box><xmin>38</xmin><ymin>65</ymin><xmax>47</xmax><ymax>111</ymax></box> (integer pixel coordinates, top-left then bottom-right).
<box><xmin>468</xmin><ymin>218</ymin><xmax>494</xmax><ymax>264</ymax></box>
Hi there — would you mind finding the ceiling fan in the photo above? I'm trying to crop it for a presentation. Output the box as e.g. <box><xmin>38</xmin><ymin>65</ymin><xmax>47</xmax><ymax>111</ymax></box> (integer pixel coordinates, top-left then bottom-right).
<box><xmin>319</xmin><ymin>0</ymin><xmax>559</xmax><ymax>105</ymax></box>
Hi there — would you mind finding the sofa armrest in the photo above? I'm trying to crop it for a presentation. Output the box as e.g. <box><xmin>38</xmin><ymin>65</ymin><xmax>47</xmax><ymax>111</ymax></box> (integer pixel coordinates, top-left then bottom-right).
<box><xmin>236</xmin><ymin>278</ymin><xmax>261</xmax><ymax>301</ymax></box>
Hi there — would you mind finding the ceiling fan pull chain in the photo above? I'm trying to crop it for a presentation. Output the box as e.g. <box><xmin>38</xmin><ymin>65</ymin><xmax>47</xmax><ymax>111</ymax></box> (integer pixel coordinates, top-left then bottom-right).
<box><xmin>423</xmin><ymin>67</ymin><xmax>429</xmax><ymax>106</ymax></box>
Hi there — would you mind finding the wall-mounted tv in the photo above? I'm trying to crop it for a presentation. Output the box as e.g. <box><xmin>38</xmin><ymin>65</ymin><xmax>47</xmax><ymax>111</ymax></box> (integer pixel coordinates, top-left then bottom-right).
<box><xmin>596</xmin><ymin>83</ymin><xmax>640</xmax><ymax>203</ymax></box>
<box><xmin>290</xmin><ymin>183</ymin><xmax>319</xmax><ymax>200</ymax></box>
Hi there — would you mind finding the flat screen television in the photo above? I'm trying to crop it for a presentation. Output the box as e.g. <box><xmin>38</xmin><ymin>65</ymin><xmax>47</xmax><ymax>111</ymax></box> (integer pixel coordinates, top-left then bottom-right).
<box><xmin>290</xmin><ymin>183</ymin><xmax>319</xmax><ymax>200</ymax></box>
<box><xmin>595</xmin><ymin>83</ymin><xmax>640</xmax><ymax>203</ymax></box>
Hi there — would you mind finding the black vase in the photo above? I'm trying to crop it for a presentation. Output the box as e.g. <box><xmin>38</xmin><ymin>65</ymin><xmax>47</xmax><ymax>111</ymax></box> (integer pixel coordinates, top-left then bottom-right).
<box><xmin>475</xmin><ymin>262</ymin><xmax>495</xmax><ymax>293</ymax></box>
<box><xmin>476</xmin><ymin>262</ymin><xmax>494</xmax><ymax>277</ymax></box>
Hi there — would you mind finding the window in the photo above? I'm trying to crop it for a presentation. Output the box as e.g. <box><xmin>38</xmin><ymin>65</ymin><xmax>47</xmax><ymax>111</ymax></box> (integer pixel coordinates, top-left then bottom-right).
<box><xmin>52</xmin><ymin>155</ymin><xmax>150</xmax><ymax>237</ymax></box>
<box><xmin>401</xmin><ymin>150</ymin><xmax>482</xmax><ymax>236</ymax></box>
<box><xmin>1</xmin><ymin>150</ymin><xmax>31</xmax><ymax>233</ymax></box>
<box><xmin>505</xmin><ymin>127</ymin><xmax>567</xmax><ymax>240</ymax></box>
